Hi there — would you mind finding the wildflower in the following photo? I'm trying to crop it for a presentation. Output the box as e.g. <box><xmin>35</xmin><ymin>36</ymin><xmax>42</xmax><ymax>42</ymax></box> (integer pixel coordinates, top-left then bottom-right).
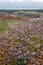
<box><xmin>8</xmin><ymin>23</ymin><xmax>14</xmax><ymax>30</ymax></box>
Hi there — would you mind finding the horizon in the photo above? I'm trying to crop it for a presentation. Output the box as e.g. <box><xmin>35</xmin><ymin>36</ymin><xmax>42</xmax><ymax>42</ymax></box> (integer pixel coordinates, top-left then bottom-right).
<box><xmin>0</xmin><ymin>9</ymin><xmax>43</xmax><ymax>10</ymax></box>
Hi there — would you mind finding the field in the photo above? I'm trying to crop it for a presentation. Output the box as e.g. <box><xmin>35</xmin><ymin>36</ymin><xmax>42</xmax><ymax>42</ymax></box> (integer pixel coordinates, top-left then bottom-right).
<box><xmin>0</xmin><ymin>11</ymin><xmax>43</xmax><ymax>65</ymax></box>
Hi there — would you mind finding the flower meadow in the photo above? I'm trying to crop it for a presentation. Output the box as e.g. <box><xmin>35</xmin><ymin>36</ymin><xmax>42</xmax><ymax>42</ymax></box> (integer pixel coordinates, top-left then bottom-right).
<box><xmin>0</xmin><ymin>18</ymin><xmax>43</xmax><ymax>65</ymax></box>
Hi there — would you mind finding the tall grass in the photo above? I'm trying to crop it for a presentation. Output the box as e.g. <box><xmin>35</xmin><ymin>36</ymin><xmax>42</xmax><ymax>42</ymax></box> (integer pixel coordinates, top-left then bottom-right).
<box><xmin>0</xmin><ymin>19</ymin><xmax>19</xmax><ymax>32</ymax></box>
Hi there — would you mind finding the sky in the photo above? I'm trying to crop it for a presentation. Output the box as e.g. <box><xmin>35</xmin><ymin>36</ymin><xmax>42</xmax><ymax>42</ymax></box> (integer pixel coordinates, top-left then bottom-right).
<box><xmin>0</xmin><ymin>0</ymin><xmax>43</xmax><ymax>9</ymax></box>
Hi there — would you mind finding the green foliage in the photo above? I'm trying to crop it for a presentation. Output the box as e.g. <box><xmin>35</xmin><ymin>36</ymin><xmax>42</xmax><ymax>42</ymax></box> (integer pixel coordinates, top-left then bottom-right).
<box><xmin>17</xmin><ymin>57</ymin><xmax>25</xmax><ymax>65</ymax></box>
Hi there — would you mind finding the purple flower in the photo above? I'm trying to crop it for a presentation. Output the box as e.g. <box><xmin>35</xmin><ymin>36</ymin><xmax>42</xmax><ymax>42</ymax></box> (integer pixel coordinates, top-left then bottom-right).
<box><xmin>8</xmin><ymin>23</ymin><xmax>14</xmax><ymax>30</ymax></box>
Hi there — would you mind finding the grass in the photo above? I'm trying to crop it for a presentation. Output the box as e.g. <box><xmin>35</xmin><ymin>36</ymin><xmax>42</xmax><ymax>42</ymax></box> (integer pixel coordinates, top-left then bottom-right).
<box><xmin>0</xmin><ymin>19</ymin><xmax>19</xmax><ymax>32</ymax></box>
<box><xmin>0</xmin><ymin>20</ymin><xmax>8</xmax><ymax>32</ymax></box>
<box><xmin>0</xmin><ymin>19</ymin><xmax>27</xmax><ymax>33</ymax></box>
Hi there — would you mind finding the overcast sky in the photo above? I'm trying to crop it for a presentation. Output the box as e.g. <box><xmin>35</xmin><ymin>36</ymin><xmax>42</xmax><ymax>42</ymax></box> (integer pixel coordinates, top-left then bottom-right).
<box><xmin>0</xmin><ymin>0</ymin><xmax>43</xmax><ymax>9</ymax></box>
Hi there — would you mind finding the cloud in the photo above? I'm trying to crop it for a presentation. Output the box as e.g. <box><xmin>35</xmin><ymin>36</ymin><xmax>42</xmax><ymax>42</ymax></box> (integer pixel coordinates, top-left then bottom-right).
<box><xmin>0</xmin><ymin>0</ymin><xmax>6</xmax><ymax>2</ymax></box>
<box><xmin>18</xmin><ymin>0</ymin><xmax>23</xmax><ymax>2</ymax></box>
<box><xmin>0</xmin><ymin>0</ymin><xmax>33</xmax><ymax>2</ymax></box>
<box><xmin>10</xmin><ymin>0</ymin><xmax>23</xmax><ymax>2</ymax></box>
<box><xmin>33</xmin><ymin>0</ymin><xmax>43</xmax><ymax>2</ymax></box>
<box><xmin>0</xmin><ymin>0</ymin><xmax>43</xmax><ymax>3</ymax></box>
<box><xmin>10</xmin><ymin>0</ymin><xmax>16</xmax><ymax>2</ymax></box>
